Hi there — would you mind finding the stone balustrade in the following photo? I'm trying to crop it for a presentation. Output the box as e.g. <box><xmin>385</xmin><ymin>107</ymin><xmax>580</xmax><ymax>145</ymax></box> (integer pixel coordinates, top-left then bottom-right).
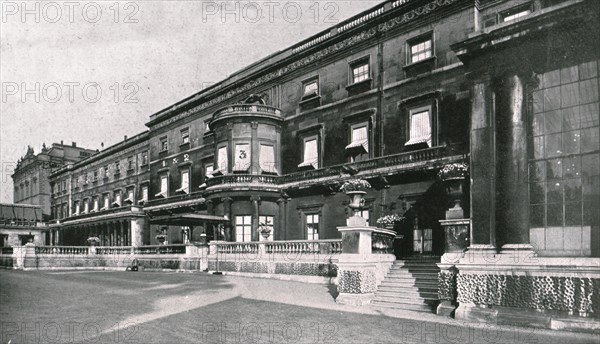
<box><xmin>264</xmin><ymin>240</ymin><xmax>342</xmax><ymax>255</ymax></box>
<box><xmin>35</xmin><ymin>246</ymin><xmax>89</xmax><ymax>255</ymax></box>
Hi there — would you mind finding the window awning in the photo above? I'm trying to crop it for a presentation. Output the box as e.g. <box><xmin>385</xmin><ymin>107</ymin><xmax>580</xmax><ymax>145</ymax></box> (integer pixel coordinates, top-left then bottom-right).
<box><xmin>298</xmin><ymin>160</ymin><xmax>318</xmax><ymax>169</ymax></box>
<box><xmin>150</xmin><ymin>214</ymin><xmax>229</xmax><ymax>226</ymax></box>
<box><xmin>405</xmin><ymin>137</ymin><xmax>431</xmax><ymax>146</ymax></box>
<box><xmin>345</xmin><ymin>139</ymin><xmax>369</xmax><ymax>153</ymax></box>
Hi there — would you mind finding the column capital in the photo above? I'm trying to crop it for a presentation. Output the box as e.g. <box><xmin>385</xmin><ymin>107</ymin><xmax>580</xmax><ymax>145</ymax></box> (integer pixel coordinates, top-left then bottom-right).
<box><xmin>276</xmin><ymin>198</ymin><xmax>287</xmax><ymax>205</ymax></box>
<box><xmin>221</xmin><ymin>197</ymin><xmax>233</xmax><ymax>204</ymax></box>
<box><xmin>251</xmin><ymin>121</ymin><xmax>259</xmax><ymax>129</ymax></box>
<box><xmin>250</xmin><ymin>195</ymin><xmax>261</xmax><ymax>202</ymax></box>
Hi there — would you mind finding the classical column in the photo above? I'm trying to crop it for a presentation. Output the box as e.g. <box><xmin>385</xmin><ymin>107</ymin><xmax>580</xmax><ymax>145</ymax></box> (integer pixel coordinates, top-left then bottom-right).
<box><xmin>206</xmin><ymin>200</ymin><xmax>214</xmax><ymax>215</ymax></box>
<box><xmin>126</xmin><ymin>221</ymin><xmax>131</xmax><ymax>246</ymax></box>
<box><xmin>130</xmin><ymin>218</ymin><xmax>143</xmax><ymax>247</ymax></box>
<box><xmin>277</xmin><ymin>198</ymin><xmax>287</xmax><ymax>241</ymax></box>
<box><xmin>468</xmin><ymin>74</ymin><xmax>496</xmax><ymax>251</ymax></box>
<box><xmin>221</xmin><ymin>197</ymin><xmax>233</xmax><ymax>241</ymax></box>
<box><xmin>494</xmin><ymin>74</ymin><xmax>530</xmax><ymax>248</ymax></box>
<box><xmin>250</xmin><ymin>196</ymin><xmax>261</xmax><ymax>241</ymax></box>
<box><xmin>120</xmin><ymin>222</ymin><xmax>125</xmax><ymax>246</ymax></box>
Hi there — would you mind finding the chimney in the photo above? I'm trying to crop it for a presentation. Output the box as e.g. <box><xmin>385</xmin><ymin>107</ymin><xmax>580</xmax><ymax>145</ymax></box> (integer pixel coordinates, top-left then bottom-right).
<box><xmin>124</xmin><ymin>135</ymin><xmax>128</xmax><ymax>141</ymax></box>
<box><xmin>72</xmin><ymin>142</ymin><xmax>76</xmax><ymax>147</ymax></box>
<box><xmin>61</xmin><ymin>140</ymin><xmax>63</xmax><ymax>145</ymax></box>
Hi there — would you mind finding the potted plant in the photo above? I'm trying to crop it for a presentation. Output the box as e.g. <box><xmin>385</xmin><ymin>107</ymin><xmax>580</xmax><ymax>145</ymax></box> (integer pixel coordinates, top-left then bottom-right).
<box><xmin>86</xmin><ymin>236</ymin><xmax>100</xmax><ymax>246</ymax></box>
<box><xmin>376</xmin><ymin>214</ymin><xmax>405</xmax><ymax>230</ymax></box>
<box><xmin>339</xmin><ymin>179</ymin><xmax>371</xmax><ymax>209</ymax></box>
<box><xmin>155</xmin><ymin>234</ymin><xmax>167</xmax><ymax>244</ymax></box>
<box><xmin>258</xmin><ymin>218</ymin><xmax>273</xmax><ymax>240</ymax></box>
<box><xmin>438</xmin><ymin>162</ymin><xmax>469</xmax><ymax>217</ymax></box>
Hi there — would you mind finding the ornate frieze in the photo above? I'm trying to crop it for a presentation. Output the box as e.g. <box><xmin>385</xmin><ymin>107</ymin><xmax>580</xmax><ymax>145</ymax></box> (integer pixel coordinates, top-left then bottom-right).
<box><xmin>150</xmin><ymin>0</ymin><xmax>460</xmax><ymax>130</ymax></box>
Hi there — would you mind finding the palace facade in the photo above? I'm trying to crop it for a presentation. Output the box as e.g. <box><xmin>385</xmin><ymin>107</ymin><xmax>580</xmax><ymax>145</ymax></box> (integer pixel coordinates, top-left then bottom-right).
<box><xmin>12</xmin><ymin>0</ymin><xmax>599</xmax><ymax>321</ymax></box>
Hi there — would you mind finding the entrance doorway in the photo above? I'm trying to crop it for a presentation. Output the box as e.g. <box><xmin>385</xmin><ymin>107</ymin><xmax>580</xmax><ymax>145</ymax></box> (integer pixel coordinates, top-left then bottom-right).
<box><xmin>412</xmin><ymin>228</ymin><xmax>433</xmax><ymax>254</ymax></box>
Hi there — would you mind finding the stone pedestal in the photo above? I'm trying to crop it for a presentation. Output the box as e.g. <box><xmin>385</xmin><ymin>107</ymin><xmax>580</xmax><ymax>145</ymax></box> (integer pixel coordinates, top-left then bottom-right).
<box><xmin>130</xmin><ymin>218</ymin><xmax>144</xmax><ymax>247</ymax></box>
<box><xmin>335</xmin><ymin>219</ymin><xmax>379</xmax><ymax>305</ymax></box>
<box><xmin>439</xmin><ymin>219</ymin><xmax>470</xmax><ymax>253</ymax></box>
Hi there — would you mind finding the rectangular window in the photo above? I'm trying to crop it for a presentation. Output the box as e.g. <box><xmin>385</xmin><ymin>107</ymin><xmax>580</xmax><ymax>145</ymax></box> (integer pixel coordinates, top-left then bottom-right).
<box><xmin>127</xmin><ymin>156</ymin><xmax>134</xmax><ymax>170</ymax></box>
<box><xmin>351</xmin><ymin>61</ymin><xmax>370</xmax><ymax>84</ymax></box>
<box><xmin>104</xmin><ymin>165</ymin><xmax>109</xmax><ymax>178</ymax></box>
<box><xmin>500</xmin><ymin>4</ymin><xmax>532</xmax><ymax>22</ymax></box>
<box><xmin>177</xmin><ymin>169</ymin><xmax>190</xmax><ymax>194</ymax></box>
<box><xmin>92</xmin><ymin>197</ymin><xmax>99</xmax><ymax>212</ymax></box>
<box><xmin>83</xmin><ymin>199</ymin><xmax>89</xmax><ymax>213</ymax></box>
<box><xmin>113</xmin><ymin>191</ymin><xmax>122</xmax><ymax>207</ymax></box>
<box><xmin>302</xmin><ymin>78</ymin><xmax>319</xmax><ymax>97</ymax></box>
<box><xmin>406</xmin><ymin>106</ymin><xmax>432</xmax><ymax>147</ymax></box>
<box><xmin>93</xmin><ymin>170</ymin><xmax>98</xmax><ymax>181</ymax></box>
<box><xmin>234</xmin><ymin>143</ymin><xmax>251</xmax><ymax>172</ymax></box>
<box><xmin>259</xmin><ymin>215</ymin><xmax>274</xmax><ymax>240</ymax></box>
<box><xmin>528</xmin><ymin>62</ymin><xmax>599</xmax><ymax>254</ymax></box>
<box><xmin>125</xmin><ymin>187</ymin><xmax>135</xmax><ymax>204</ymax></box>
<box><xmin>181</xmin><ymin>128</ymin><xmax>190</xmax><ymax>144</ymax></box>
<box><xmin>141</xmin><ymin>185</ymin><xmax>149</xmax><ymax>203</ymax></box>
<box><xmin>74</xmin><ymin>201</ymin><xmax>80</xmax><ymax>215</ymax></box>
<box><xmin>409</xmin><ymin>36</ymin><xmax>433</xmax><ymax>64</ymax></box>
<box><xmin>156</xmin><ymin>175</ymin><xmax>168</xmax><ymax>198</ymax></box>
<box><xmin>102</xmin><ymin>194</ymin><xmax>110</xmax><ymax>210</ymax></box>
<box><xmin>141</xmin><ymin>151</ymin><xmax>149</xmax><ymax>165</ymax></box>
<box><xmin>298</xmin><ymin>136</ymin><xmax>319</xmax><ymax>169</ymax></box>
<box><xmin>346</xmin><ymin>123</ymin><xmax>369</xmax><ymax>162</ymax></box>
<box><xmin>217</xmin><ymin>146</ymin><xmax>228</xmax><ymax>173</ymax></box>
<box><xmin>259</xmin><ymin>145</ymin><xmax>276</xmax><ymax>173</ymax></box>
<box><xmin>160</xmin><ymin>137</ymin><xmax>168</xmax><ymax>152</ymax></box>
<box><xmin>306</xmin><ymin>214</ymin><xmax>319</xmax><ymax>240</ymax></box>
<box><xmin>235</xmin><ymin>215</ymin><xmax>252</xmax><ymax>242</ymax></box>
<box><xmin>205</xmin><ymin>164</ymin><xmax>214</xmax><ymax>179</ymax></box>
<box><xmin>115</xmin><ymin>161</ymin><xmax>120</xmax><ymax>173</ymax></box>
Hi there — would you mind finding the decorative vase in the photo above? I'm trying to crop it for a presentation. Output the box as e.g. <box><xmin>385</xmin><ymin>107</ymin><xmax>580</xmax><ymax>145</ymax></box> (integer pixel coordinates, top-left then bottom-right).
<box><xmin>384</xmin><ymin>223</ymin><xmax>395</xmax><ymax>231</ymax></box>
<box><xmin>346</xmin><ymin>191</ymin><xmax>366</xmax><ymax>210</ymax></box>
<box><xmin>260</xmin><ymin>231</ymin><xmax>271</xmax><ymax>239</ymax></box>
<box><xmin>157</xmin><ymin>237</ymin><xmax>166</xmax><ymax>244</ymax></box>
<box><xmin>443</xmin><ymin>177</ymin><xmax>465</xmax><ymax>219</ymax></box>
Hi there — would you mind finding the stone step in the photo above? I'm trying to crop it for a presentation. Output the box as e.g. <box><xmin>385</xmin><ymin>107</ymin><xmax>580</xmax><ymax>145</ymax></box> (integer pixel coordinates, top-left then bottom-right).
<box><xmin>384</xmin><ymin>274</ymin><xmax>438</xmax><ymax>281</ymax></box>
<box><xmin>378</xmin><ymin>282</ymin><xmax>439</xmax><ymax>290</ymax></box>
<box><xmin>373</xmin><ymin>294</ymin><xmax>430</xmax><ymax>305</ymax></box>
<box><xmin>377</xmin><ymin>285</ymin><xmax>439</xmax><ymax>294</ymax></box>
<box><xmin>371</xmin><ymin>301</ymin><xmax>433</xmax><ymax>313</ymax></box>
<box><xmin>374</xmin><ymin>290</ymin><xmax>439</xmax><ymax>300</ymax></box>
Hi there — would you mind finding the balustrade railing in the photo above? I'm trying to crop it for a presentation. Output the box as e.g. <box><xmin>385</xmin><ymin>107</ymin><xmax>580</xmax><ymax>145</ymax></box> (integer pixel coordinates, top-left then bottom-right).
<box><xmin>264</xmin><ymin>240</ymin><xmax>342</xmax><ymax>255</ymax></box>
<box><xmin>0</xmin><ymin>247</ymin><xmax>13</xmax><ymax>255</ymax></box>
<box><xmin>133</xmin><ymin>244</ymin><xmax>187</xmax><ymax>255</ymax></box>
<box><xmin>213</xmin><ymin>104</ymin><xmax>282</xmax><ymax>118</ymax></box>
<box><xmin>372</xmin><ymin>229</ymin><xmax>396</xmax><ymax>254</ymax></box>
<box><xmin>205</xmin><ymin>174</ymin><xmax>279</xmax><ymax>188</ymax></box>
<box><xmin>35</xmin><ymin>246</ymin><xmax>89</xmax><ymax>255</ymax></box>
<box><xmin>94</xmin><ymin>246</ymin><xmax>134</xmax><ymax>255</ymax></box>
<box><xmin>214</xmin><ymin>242</ymin><xmax>259</xmax><ymax>254</ymax></box>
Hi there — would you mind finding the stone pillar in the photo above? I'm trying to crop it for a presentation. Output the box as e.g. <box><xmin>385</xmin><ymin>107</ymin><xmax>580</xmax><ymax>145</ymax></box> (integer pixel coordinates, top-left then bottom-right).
<box><xmin>250</xmin><ymin>196</ymin><xmax>260</xmax><ymax>242</ymax></box>
<box><xmin>50</xmin><ymin>230</ymin><xmax>54</xmax><ymax>246</ymax></box>
<box><xmin>277</xmin><ymin>198</ymin><xmax>287</xmax><ymax>241</ymax></box>
<box><xmin>221</xmin><ymin>197</ymin><xmax>233</xmax><ymax>241</ymax></box>
<box><xmin>130</xmin><ymin>218</ymin><xmax>143</xmax><ymax>247</ymax></box>
<box><xmin>126</xmin><ymin>221</ymin><xmax>131</xmax><ymax>246</ymax></box>
<box><xmin>469</xmin><ymin>74</ymin><xmax>496</xmax><ymax>252</ymax></box>
<box><xmin>120</xmin><ymin>222</ymin><xmax>124</xmax><ymax>246</ymax></box>
<box><xmin>494</xmin><ymin>74</ymin><xmax>531</xmax><ymax>249</ymax></box>
<box><xmin>336</xmin><ymin>216</ymin><xmax>378</xmax><ymax>306</ymax></box>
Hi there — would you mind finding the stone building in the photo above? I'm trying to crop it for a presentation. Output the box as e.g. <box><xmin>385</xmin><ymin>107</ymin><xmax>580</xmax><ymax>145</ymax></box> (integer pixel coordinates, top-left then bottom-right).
<box><xmin>0</xmin><ymin>203</ymin><xmax>46</xmax><ymax>246</ymax></box>
<box><xmin>38</xmin><ymin>0</ymin><xmax>599</xmax><ymax>325</ymax></box>
<box><xmin>12</xmin><ymin>142</ymin><xmax>95</xmax><ymax>218</ymax></box>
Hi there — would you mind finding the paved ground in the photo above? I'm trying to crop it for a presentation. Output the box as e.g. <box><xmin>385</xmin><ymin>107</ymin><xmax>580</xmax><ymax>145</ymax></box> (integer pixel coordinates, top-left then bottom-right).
<box><xmin>0</xmin><ymin>270</ymin><xmax>598</xmax><ymax>344</ymax></box>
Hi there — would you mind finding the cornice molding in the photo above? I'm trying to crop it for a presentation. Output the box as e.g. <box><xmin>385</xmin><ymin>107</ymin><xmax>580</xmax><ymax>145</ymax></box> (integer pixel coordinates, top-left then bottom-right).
<box><xmin>148</xmin><ymin>0</ymin><xmax>461</xmax><ymax>131</ymax></box>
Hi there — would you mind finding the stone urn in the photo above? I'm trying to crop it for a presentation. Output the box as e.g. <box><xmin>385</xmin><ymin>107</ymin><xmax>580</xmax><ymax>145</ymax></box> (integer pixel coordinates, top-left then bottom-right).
<box><xmin>156</xmin><ymin>236</ymin><xmax>166</xmax><ymax>244</ymax></box>
<box><xmin>443</xmin><ymin>177</ymin><xmax>465</xmax><ymax>219</ymax></box>
<box><xmin>260</xmin><ymin>229</ymin><xmax>272</xmax><ymax>239</ymax></box>
<box><xmin>346</xmin><ymin>191</ymin><xmax>366</xmax><ymax>210</ymax></box>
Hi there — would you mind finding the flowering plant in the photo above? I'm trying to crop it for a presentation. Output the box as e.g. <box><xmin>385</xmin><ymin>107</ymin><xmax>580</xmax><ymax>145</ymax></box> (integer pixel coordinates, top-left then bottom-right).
<box><xmin>437</xmin><ymin>163</ymin><xmax>469</xmax><ymax>180</ymax></box>
<box><xmin>86</xmin><ymin>236</ymin><xmax>100</xmax><ymax>244</ymax></box>
<box><xmin>259</xmin><ymin>218</ymin><xmax>273</xmax><ymax>234</ymax></box>
<box><xmin>155</xmin><ymin>234</ymin><xmax>168</xmax><ymax>240</ymax></box>
<box><xmin>376</xmin><ymin>214</ymin><xmax>405</xmax><ymax>225</ymax></box>
<box><xmin>339</xmin><ymin>179</ymin><xmax>371</xmax><ymax>193</ymax></box>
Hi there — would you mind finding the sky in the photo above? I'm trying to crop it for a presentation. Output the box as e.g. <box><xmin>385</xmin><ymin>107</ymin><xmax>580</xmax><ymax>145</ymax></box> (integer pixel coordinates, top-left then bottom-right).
<box><xmin>0</xmin><ymin>0</ymin><xmax>383</xmax><ymax>202</ymax></box>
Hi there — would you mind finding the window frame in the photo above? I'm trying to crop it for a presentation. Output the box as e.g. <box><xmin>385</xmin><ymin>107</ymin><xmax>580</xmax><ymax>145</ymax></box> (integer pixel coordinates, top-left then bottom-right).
<box><xmin>216</xmin><ymin>145</ymin><xmax>228</xmax><ymax>174</ymax></box>
<box><xmin>233</xmin><ymin>142</ymin><xmax>252</xmax><ymax>172</ymax></box>
<box><xmin>156</xmin><ymin>174</ymin><xmax>169</xmax><ymax>198</ymax></box>
<box><xmin>406</xmin><ymin>32</ymin><xmax>434</xmax><ymax>66</ymax></box>
<box><xmin>177</xmin><ymin>168</ymin><xmax>191</xmax><ymax>194</ymax></box>
<box><xmin>301</xmin><ymin>76</ymin><xmax>320</xmax><ymax>100</ymax></box>
<box><xmin>159</xmin><ymin>136</ymin><xmax>168</xmax><ymax>153</ymax></box>
<box><xmin>180</xmin><ymin>127</ymin><xmax>190</xmax><ymax>145</ymax></box>
<box><xmin>349</xmin><ymin>56</ymin><xmax>371</xmax><ymax>85</ymax></box>
<box><xmin>235</xmin><ymin>215</ymin><xmax>253</xmax><ymax>242</ymax></box>
<box><xmin>499</xmin><ymin>3</ymin><xmax>532</xmax><ymax>23</ymax></box>
<box><xmin>298</xmin><ymin>134</ymin><xmax>320</xmax><ymax>170</ymax></box>
<box><xmin>305</xmin><ymin>213</ymin><xmax>320</xmax><ymax>240</ymax></box>
<box><xmin>346</xmin><ymin>121</ymin><xmax>370</xmax><ymax>162</ymax></box>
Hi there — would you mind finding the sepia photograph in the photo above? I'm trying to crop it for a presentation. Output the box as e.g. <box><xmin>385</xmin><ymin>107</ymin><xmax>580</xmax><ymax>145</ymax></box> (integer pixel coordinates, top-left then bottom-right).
<box><xmin>0</xmin><ymin>0</ymin><xmax>599</xmax><ymax>343</ymax></box>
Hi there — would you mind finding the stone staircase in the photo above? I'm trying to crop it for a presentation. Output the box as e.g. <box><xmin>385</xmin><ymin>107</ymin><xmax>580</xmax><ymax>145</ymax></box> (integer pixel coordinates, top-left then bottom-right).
<box><xmin>371</xmin><ymin>256</ymin><xmax>440</xmax><ymax>313</ymax></box>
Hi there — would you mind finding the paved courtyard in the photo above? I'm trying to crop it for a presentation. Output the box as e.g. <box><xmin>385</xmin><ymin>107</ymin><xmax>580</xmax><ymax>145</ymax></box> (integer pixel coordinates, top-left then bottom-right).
<box><xmin>0</xmin><ymin>270</ymin><xmax>598</xmax><ymax>344</ymax></box>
